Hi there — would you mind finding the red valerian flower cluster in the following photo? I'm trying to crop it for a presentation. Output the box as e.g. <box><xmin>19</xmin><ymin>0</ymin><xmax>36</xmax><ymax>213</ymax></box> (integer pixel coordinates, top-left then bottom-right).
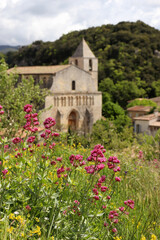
<box><xmin>12</xmin><ymin>137</ymin><xmax>22</xmax><ymax>144</ymax></box>
<box><xmin>24</xmin><ymin>104</ymin><xmax>32</xmax><ymax>113</ymax></box>
<box><xmin>27</xmin><ymin>136</ymin><xmax>36</xmax><ymax>143</ymax></box>
<box><xmin>87</xmin><ymin>144</ymin><xmax>106</xmax><ymax>163</ymax></box>
<box><xmin>40</xmin><ymin>117</ymin><xmax>59</xmax><ymax>142</ymax></box>
<box><xmin>2</xmin><ymin>169</ymin><xmax>8</xmax><ymax>176</ymax></box>
<box><xmin>69</xmin><ymin>154</ymin><xmax>86</xmax><ymax>167</ymax></box>
<box><xmin>107</xmin><ymin>156</ymin><xmax>120</xmax><ymax>172</ymax></box>
<box><xmin>23</xmin><ymin>111</ymin><xmax>39</xmax><ymax>133</ymax></box>
<box><xmin>92</xmin><ymin>175</ymin><xmax>108</xmax><ymax>200</ymax></box>
<box><xmin>26</xmin><ymin>205</ymin><xmax>31</xmax><ymax>211</ymax></box>
<box><xmin>43</xmin><ymin>117</ymin><xmax>56</xmax><ymax>129</ymax></box>
<box><xmin>0</xmin><ymin>105</ymin><xmax>4</xmax><ymax>115</ymax></box>
<box><xmin>85</xmin><ymin>145</ymin><xmax>106</xmax><ymax>174</ymax></box>
<box><xmin>124</xmin><ymin>199</ymin><xmax>135</xmax><ymax>209</ymax></box>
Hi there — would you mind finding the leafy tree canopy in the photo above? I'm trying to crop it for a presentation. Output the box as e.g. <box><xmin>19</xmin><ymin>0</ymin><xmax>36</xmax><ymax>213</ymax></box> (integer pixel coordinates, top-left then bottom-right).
<box><xmin>0</xmin><ymin>59</ymin><xmax>47</xmax><ymax>137</ymax></box>
<box><xmin>127</xmin><ymin>99</ymin><xmax>157</xmax><ymax>108</ymax></box>
<box><xmin>4</xmin><ymin>20</ymin><xmax>160</xmax><ymax>108</ymax></box>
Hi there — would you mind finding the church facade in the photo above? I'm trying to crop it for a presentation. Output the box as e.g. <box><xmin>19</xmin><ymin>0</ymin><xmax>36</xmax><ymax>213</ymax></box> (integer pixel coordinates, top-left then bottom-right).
<box><xmin>8</xmin><ymin>39</ymin><xmax>102</xmax><ymax>133</ymax></box>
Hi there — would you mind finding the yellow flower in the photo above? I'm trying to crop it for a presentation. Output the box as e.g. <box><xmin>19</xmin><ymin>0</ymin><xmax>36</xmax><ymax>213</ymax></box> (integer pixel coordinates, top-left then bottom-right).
<box><xmin>20</xmin><ymin>232</ymin><xmax>25</xmax><ymax>237</ymax></box>
<box><xmin>16</xmin><ymin>215</ymin><xmax>24</xmax><ymax>224</ymax></box>
<box><xmin>7</xmin><ymin>226</ymin><xmax>14</xmax><ymax>233</ymax></box>
<box><xmin>140</xmin><ymin>235</ymin><xmax>146</xmax><ymax>240</ymax></box>
<box><xmin>9</xmin><ymin>213</ymin><xmax>15</xmax><ymax>220</ymax></box>
<box><xmin>114</xmin><ymin>237</ymin><xmax>122</xmax><ymax>240</ymax></box>
<box><xmin>137</xmin><ymin>222</ymin><xmax>141</xmax><ymax>229</ymax></box>
<box><xmin>35</xmin><ymin>217</ymin><xmax>40</xmax><ymax>222</ymax></box>
<box><xmin>29</xmin><ymin>225</ymin><xmax>41</xmax><ymax>237</ymax></box>
<box><xmin>151</xmin><ymin>234</ymin><xmax>157</xmax><ymax>240</ymax></box>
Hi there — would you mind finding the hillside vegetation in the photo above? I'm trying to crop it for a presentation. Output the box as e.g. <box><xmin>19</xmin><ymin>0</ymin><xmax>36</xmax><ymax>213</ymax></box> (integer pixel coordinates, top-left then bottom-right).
<box><xmin>5</xmin><ymin>20</ymin><xmax>160</xmax><ymax>108</ymax></box>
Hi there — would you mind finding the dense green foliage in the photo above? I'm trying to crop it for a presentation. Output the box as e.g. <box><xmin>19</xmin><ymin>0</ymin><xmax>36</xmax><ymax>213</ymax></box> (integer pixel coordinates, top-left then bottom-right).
<box><xmin>127</xmin><ymin>99</ymin><xmax>157</xmax><ymax>108</ymax></box>
<box><xmin>0</xmin><ymin>109</ymin><xmax>160</xmax><ymax>239</ymax></box>
<box><xmin>5</xmin><ymin>21</ymin><xmax>160</xmax><ymax>109</ymax></box>
<box><xmin>0</xmin><ymin>59</ymin><xmax>47</xmax><ymax>137</ymax></box>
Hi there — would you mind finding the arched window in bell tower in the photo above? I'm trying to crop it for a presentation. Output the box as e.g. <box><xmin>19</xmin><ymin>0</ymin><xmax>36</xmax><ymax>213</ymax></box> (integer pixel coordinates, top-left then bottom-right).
<box><xmin>75</xmin><ymin>59</ymin><xmax>78</xmax><ymax>66</ymax></box>
<box><xmin>72</xmin><ymin>81</ymin><xmax>76</xmax><ymax>90</ymax></box>
<box><xmin>89</xmin><ymin>59</ymin><xmax>92</xmax><ymax>71</ymax></box>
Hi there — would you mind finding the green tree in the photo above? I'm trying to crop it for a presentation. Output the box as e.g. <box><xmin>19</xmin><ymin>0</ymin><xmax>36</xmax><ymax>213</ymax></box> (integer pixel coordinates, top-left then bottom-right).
<box><xmin>127</xmin><ymin>99</ymin><xmax>157</xmax><ymax>108</ymax></box>
<box><xmin>0</xmin><ymin>59</ymin><xmax>47</xmax><ymax>137</ymax></box>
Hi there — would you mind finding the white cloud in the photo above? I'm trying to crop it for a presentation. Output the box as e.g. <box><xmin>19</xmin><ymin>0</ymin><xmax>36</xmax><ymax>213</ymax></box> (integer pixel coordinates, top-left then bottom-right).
<box><xmin>0</xmin><ymin>0</ymin><xmax>160</xmax><ymax>45</ymax></box>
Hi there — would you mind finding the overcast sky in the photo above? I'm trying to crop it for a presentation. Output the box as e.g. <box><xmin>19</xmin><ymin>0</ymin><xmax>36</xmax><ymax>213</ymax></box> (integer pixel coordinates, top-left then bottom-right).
<box><xmin>0</xmin><ymin>0</ymin><xmax>160</xmax><ymax>46</ymax></box>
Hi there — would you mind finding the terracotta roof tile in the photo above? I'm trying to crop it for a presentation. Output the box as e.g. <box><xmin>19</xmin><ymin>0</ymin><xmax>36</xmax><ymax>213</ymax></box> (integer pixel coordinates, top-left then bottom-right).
<box><xmin>7</xmin><ymin>65</ymin><xmax>70</xmax><ymax>75</ymax></box>
<box><xmin>133</xmin><ymin>113</ymin><xmax>160</xmax><ymax>121</ymax></box>
<box><xmin>127</xmin><ymin>105</ymin><xmax>151</xmax><ymax>112</ymax></box>
<box><xmin>149</xmin><ymin>122</ymin><xmax>160</xmax><ymax>127</ymax></box>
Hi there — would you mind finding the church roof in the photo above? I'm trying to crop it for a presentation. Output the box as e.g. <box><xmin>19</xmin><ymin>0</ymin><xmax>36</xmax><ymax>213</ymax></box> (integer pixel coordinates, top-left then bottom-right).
<box><xmin>7</xmin><ymin>65</ymin><xmax>70</xmax><ymax>75</ymax></box>
<box><xmin>72</xmin><ymin>39</ymin><xmax>95</xmax><ymax>58</ymax></box>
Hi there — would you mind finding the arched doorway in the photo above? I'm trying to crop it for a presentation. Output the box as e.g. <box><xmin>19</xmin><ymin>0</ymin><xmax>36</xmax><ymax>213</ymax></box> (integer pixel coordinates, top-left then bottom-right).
<box><xmin>68</xmin><ymin>110</ymin><xmax>79</xmax><ymax>132</ymax></box>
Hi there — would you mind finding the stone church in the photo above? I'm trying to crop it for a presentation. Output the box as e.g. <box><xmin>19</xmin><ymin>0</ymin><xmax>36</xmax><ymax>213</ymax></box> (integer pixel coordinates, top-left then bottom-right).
<box><xmin>8</xmin><ymin>39</ymin><xmax>102</xmax><ymax>133</ymax></box>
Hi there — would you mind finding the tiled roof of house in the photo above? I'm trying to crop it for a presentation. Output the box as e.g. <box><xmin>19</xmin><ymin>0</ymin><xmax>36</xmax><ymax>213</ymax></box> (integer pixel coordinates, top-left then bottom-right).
<box><xmin>149</xmin><ymin>122</ymin><xmax>160</xmax><ymax>127</ymax></box>
<box><xmin>133</xmin><ymin>113</ymin><xmax>160</xmax><ymax>121</ymax></box>
<box><xmin>7</xmin><ymin>65</ymin><xmax>70</xmax><ymax>75</ymax></box>
<box><xmin>127</xmin><ymin>105</ymin><xmax>151</xmax><ymax>112</ymax></box>
<box><xmin>150</xmin><ymin>96</ymin><xmax>160</xmax><ymax>101</ymax></box>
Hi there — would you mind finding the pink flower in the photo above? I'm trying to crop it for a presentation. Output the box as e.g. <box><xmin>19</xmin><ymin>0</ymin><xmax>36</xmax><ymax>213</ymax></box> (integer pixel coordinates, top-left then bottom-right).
<box><xmin>24</xmin><ymin>104</ymin><xmax>32</xmax><ymax>113</ymax></box>
<box><xmin>74</xmin><ymin>200</ymin><xmax>80</xmax><ymax>205</ymax></box>
<box><xmin>12</xmin><ymin>137</ymin><xmax>22</xmax><ymax>144</ymax></box>
<box><xmin>53</xmin><ymin>132</ymin><xmax>60</xmax><ymax>137</ymax></box>
<box><xmin>44</xmin><ymin>117</ymin><xmax>56</xmax><ymax>129</ymax></box>
<box><xmin>96</xmin><ymin>163</ymin><xmax>105</xmax><ymax>170</ymax></box>
<box><xmin>26</xmin><ymin>205</ymin><xmax>31</xmax><ymax>211</ymax></box>
<box><xmin>51</xmin><ymin>161</ymin><xmax>56</xmax><ymax>165</ymax></box>
<box><xmin>0</xmin><ymin>110</ymin><xmax>4</xmax><ymax>115</ymax></box>
<box><xmin>104</xmin><ymin>222</ymin><xmax>108</xmax><ymax>227</ymax></box>
<box><xmin>66</xmin><ymin>167</ymin><xmax>71</xmax><ymax>171</ymax></box>
<box><xmin>0</xmin><ymin>105</ymin><xmax>3</xmax><ymax>110</ymax></box>
<box><xmin>107</xmin><ymin>195</ymin><xmax>111</xmax><ymax>199</ymax></box>
<box><xmin>56</xmin><ymin>157</ymin><xmax>62</xmax><ymax>162</ymax></box>
<box><xmin>69</xmin><ymin>154</ymin><xmax>85</xmax><ymax>167</ymax></box>
<box><xmin>112</xmin><ymin>228</ymin><xmax>117</xmax><ymax>233</ymax></box>
<box><xmin>57</xmin><ymin>166</ymin><xmax>65</xmax><ymax>175</ymax></box>
<box><xmin>119</xmin><ymin>206</ymin><xmax>125</xmax><ymax>212</ymax></box>
<box><xmin>2</xmin><ymin>169</ymin><xmax>8</xmax><ymax>176</ymax></box>
<box><xmin>27</xmin><ymin>136</ymin><xmax>35</xmax><ymax>143</ymax></box>
<box><xmin>124</xmin><ymin>199</ymin><xmax>134</xmax><ymax>209</ymax></box>
<box><xmin>113</xmin><ymin>219</ymin><xmax>118</xmax><ymax>224</ymax></box>
<box><xmin>101</xmin><ymin>186</ymin><xmax>108</xmax><ymax>192</ymax></box>
<box><xmin>115</xmin><ymin>177</ymin><xmax>121</xmax><ymax>182</ymax></box>
<box><xmin>85</xmin><ymin>165</ymin><xmax>95</xmax><ymax>174</ymax></box>
<box><xmin>92</xmin><ymin>188</ymin><xmax>99</xmax><ymax>195</ymax></box>
<box><xmin>98</xmin><ymin>175</ymin><xmax>106</xmax><ymax>183</ymax></box>
<box><xmin>94</xmin><ymin>196</ymin><xmax>99</xmax><ymax>200</ymax></box>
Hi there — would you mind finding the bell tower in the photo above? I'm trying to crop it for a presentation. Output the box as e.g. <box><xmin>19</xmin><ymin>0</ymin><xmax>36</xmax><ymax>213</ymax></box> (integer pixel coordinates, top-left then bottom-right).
<box><xmin>69</xmin><ymin>39</ymin><xmax>98</xmax><ymax>91</ymax></box>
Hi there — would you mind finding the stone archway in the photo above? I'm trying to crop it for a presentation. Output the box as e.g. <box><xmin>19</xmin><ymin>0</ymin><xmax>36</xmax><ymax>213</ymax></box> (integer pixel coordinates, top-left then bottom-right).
<box><xmin>68</xmin><ymin>110</ymin><xmax>79</xmax><ymax>132</ymax></box>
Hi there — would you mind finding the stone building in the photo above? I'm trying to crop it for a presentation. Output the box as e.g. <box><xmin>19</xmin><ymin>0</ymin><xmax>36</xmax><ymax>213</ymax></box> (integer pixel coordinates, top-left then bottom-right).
<box><xmin>133</xmin><ymin>112</ymin><xmax>160</xmax><ymax>137</ymax></box>
<box><xmin>8</xmin><ymin>39</ymin><xmax>102</xmax><ymax>133</ymax></box>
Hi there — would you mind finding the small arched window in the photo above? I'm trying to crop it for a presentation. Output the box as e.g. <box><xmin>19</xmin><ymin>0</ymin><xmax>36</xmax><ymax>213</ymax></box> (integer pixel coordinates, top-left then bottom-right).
<box><xmin>75</xmin><ymin>59</ymin><xmax>78</xmax><ymax>66</ymax></box>
<box><xmin>72</xmin><ymin>81</ymin><xmax>76</xmax><ymax>90</ymax></box>
<box><xmin>89</xmin><ymin>59</ymin><xmax>92</xmax><ymax>71</ymax></box>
